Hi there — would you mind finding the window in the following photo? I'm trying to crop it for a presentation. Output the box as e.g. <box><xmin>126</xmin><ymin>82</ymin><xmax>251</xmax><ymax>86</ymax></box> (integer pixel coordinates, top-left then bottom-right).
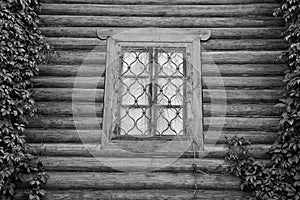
<box><xmin>102</xmin><ymin>28</ymin><xmax>210</xmax><ymax>151</ymax></box>
<box><xmin>119</xmin><ymin>47</ymin><xmax>185</xmax><ymax>136</ymax></box>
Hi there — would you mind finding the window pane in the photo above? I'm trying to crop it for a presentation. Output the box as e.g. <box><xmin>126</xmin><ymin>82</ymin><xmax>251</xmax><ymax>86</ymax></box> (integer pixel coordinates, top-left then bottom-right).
<box><xmin>157</xmin><ymin>52</ymin><xmax>184</xmax><ymax>76</ymax></box>
<box><xmin>118</xmin><ymin>48</ymin><xmax>186</xmax><ymax>137</ymax></box>
<box><xmin>120</xmin><ymin>78</ymin><xmax>150</xmax><ymax>105</ymax></box>
<box><xmin>120</xmin><ymin>107</ymin><xmax>150</xmax><ymax>135</ymax></box>
<box><xmin>157</xmin><ymin>78</ymin><xmax>184</xmax><ymax>106</ymax></box>
<box><xmin>156</xmin><ymin>108</ymin><xmax>183</xmax><ymax>136</ymax></box>
<box><xmin>122</xmin><ymin>51</ymin><xmax>150</xmax><ymax>76</ymax></box>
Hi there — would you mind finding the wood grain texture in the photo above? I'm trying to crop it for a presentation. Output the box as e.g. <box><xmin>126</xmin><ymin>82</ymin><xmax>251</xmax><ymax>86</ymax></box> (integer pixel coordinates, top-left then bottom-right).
<box><xmin>16</xmin><ymin>189</ymin><xmax>251</xmax><ymax>200</ymax></box>
<box><xmin>26</xmin><ymin>116</ymin><xmax>279</xmax><ymax>131</ymax></box>
<box><xmin>25</xmin><ymin>129</ymin><xmax>276</xmax><ymax>144</ymax></box>
<box><xmin>40</xmin><ymin>156</ymin><xmax>229</xmax><ymax>172</ymax></box>
<box><xmin>19</xmin><ymin>172</ymin><xmax>241</xmax><ymax>190</ymax></box>
<box><xmin>23</xmin><ymin>0</ymin><xmax>284</xmax><ymax>197</ymax></box>
<box><xmin>40</xmin><ymin>4</ymin><xmax>277</xmax><ymax>17</ymax></box>
<box><xmin>32</xmin><ymin>76</ymin><xmax>283</xmax><ymax>89</ymax></box>
<box><xmin>40</xmin><ymin>15</ymin><xmax>283</xmax><ymax>28</ymax></box>
<box><xmin>38</xmin><ymin>64</ymin><xmax>105</xmax><ymax>77</ymax></box>
<box><xmin>47</xmin><ymin>51</ymin><xmax>282</xmax><ymax>65</ymax></box>
<box><xmin>203</xmin><ymin>64</ymin><xmax>285</xmax><ymax>76</ymax></box>
<box><xmin>40</xmin><ymin>0</ymin><xmax>277</xmax><ymax>5</ymax></box>
<box><xmin>29</xmin><ymin>143</ymin><xmax>270</xmax><ymax>158</ymax></box>
<box><xmin>35</xmin><ymin>102</ymin><xmax>281</xmax><ymax>117</ymax></box>
<box><xmin>31</xmin><ymin>88</ymin><xmax>282</xmax><ymax>102</ymax></box>
<box><xmin>46</xmin><ymin>37</ymin><xmax>284</xmax><ymax>51</ymax></box>
<box><xmin>16</xmin><ymin>188</ymin><xmax>253</xmax><ymax>200</ymax></box>
<box><xmin>41</xmin><ymin>27</ymin><xmax>284</xmax><ymax>39</ymax></box>
<box><xmin>38</xmin><ymin>64</ymin><xmax>285</xmax><ymax>77</ymax></box>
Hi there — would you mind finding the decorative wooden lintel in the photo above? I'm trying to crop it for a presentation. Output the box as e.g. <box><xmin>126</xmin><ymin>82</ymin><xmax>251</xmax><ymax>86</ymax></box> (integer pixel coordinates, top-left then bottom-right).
<box><xmin>96</xmin><ymin>28</ymin><xmax>211</xmax><ymax>42</ymax></box>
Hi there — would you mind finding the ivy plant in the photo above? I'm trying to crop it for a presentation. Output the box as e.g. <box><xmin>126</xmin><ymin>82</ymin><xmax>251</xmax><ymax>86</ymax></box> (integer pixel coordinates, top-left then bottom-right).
<box><xmin>225</xmin><ymin>1</ymin><xmax>300</xmax><ymax>199</ymax></box>
<box><xmin>0</xmin><ymin>0</ymin><xmax>50</xmax><ymax>199</ymax></box>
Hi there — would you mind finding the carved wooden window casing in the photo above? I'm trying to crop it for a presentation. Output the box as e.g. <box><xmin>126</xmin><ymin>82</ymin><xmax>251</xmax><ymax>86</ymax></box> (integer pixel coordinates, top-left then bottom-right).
<box><xmin>102</xmin><ymin>29</ymin><xmax>210</xmax><ymax>151</ymax></box>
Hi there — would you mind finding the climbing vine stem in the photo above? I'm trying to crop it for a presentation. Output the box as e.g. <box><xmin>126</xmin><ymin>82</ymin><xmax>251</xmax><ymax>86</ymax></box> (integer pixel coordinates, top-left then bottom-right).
<box><xmin>0</xmin><ymin>0</ymin><xmax>50</xmax><ymax>199</ymax></box>
<box><xmin>225</xmin><ymin>1</ymin><xmax>300</xmax><ymax>199</ymax></box>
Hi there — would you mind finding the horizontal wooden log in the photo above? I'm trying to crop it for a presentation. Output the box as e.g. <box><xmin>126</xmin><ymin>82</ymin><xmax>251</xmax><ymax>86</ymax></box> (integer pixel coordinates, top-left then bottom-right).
<box><xmin>38</xmin><ymin>64</ymin><xmax>105</xmax><ymax>77</ymax></box>
<box><xmin>204</xmin><ymin>76</ymin><xmax>283</xmax><ymax>88</ymax></box>
<box><xmin>203</xmin><ymin>64</ymin><xmax>285</xmax><ymax>76</ymax></box>
<box><xmin>205</xmin><ymin>39</ymin><xmax>283</xmax><ymax>51</ymax></box>
<box><xmin>32</xmin><ymin>76</ymin><xmax>283</xmax><ymax>89</ymax></box>
<box><xmin>40</xmin><ymin>0</ymin><xmax>277</xmax><ymax>5</ymax></box>
<box><xmin>47</xmin><ymin>51</ymin><xmax>282</xmax><ymax>65</ymax></box>
<box><xmin>35</xmin><ymin>102</ymin><xmax>282</xmax><ymax>117</ymax></box>
<box><xmin>47</xmin><ymin>37</ymin><xmax>284</xmax><ymax>51</ymax></box>
<box><xmin>16</xmin><ymin>189</ymin><xmax>251</xmax><ymax>200</ymax></box>
<box><xmin>203</xmin><ymin>89</ymin><xmax>282</xmax><ymax>103</ymax></box>
<box><xmin>29</xmin><ymin>143</ymin><xmax>270</xmax><ymax>158</ymax></box>
<box><xmin>41</xmin><ymin>4</ymin><xmax>277</xmax><ymax>17</ymax></box>
<box><xmin>32</xmin><ymin>77</ymin><xmax>106</xmax><ymax>89</ymax></box>
<box><xmin>41</xmin><ymin>27</ymin><xmax>284</xmax><ymax>39</ymax></box>
<box><xmin>205</xmin><ymin>51</ymin><xmax>282</xmax><ymax>64</ymax></box>
<box><xmin>47</xmin><ymin>51</ymin><xmax>105</xmax><ymax>65</ymax></box>
<box><xmin>25</xmin><ymin>129</ymin><xmax>276</xmax><ymax>144</ymax></box>
<box><xmin>26</xmin><ymin>116</ymin><xmax>103</xmax><ymax>129</ymax></box>
<box><xmin>25</xmin><ymin>129</ymin><xmax>102</xmax><ymax>143</ymax></box>
<box><xmin>40</xmin><ymin>16</ymin><xmax>284</xmax><ymax>28</ymax></box>
<box><xmin>39</xmin><ymin>157</ymin><xmax>267</xmax><ymax>173</ymax></box>
<box><xmin>31</xmin><ymin>88</ymin><xmax>104</xmax><ymax>102</ymax></box>
<box><xmin>20</xmin><ymin>172</ymin><xmax>241</xmax><ymax>190</ymax></box>
<box><xmin>31</xmin><ymin>88</ymin><xmax>282</xmax><ymax>102</ymax></box>
<box><xmin>26</xmin><ymin>116</ymin><xmax>279</xmax><ymax>131</ymax></box>
<box><xmin>35</xmin><ymin>102</ymin><xmax>104</xmax><ymax>116</ymax></box>
<box><xmin>38</xmin><ymin>64</ymin><xmax>286</xmax><ymax>77</ymax></box>
<box><xmin>40</xmin><ymin>156</ymin><xmax>230</xmax><ymax>172</ymax></box>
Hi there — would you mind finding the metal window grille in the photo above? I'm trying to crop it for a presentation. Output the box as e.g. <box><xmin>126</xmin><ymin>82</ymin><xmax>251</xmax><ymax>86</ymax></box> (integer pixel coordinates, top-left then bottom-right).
<box><xmin>113</xmin><ymin>46</ymin><xmax>191</xmax><ymax>137</ymax></box>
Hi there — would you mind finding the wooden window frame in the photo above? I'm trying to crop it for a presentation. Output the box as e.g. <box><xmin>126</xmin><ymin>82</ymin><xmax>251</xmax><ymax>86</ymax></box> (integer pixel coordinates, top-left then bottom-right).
<box><xmin>102</xmin><ymin>28</ymin><xmax>210</xmax><ymax>151</ymax></box>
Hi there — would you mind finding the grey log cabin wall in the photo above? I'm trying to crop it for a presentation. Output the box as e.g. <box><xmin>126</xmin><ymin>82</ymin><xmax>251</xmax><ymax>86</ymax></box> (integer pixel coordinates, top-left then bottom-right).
<box><xmin>21</xmin><ymin>0</ymin><xmax>284</xmax><ymax>199</ymax></box>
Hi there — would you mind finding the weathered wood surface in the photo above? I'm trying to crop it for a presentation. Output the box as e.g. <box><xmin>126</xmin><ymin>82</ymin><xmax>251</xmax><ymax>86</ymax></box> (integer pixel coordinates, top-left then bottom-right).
<box><xmin>38</xmin><ymin>64</ymin><xmax>285</xmax><ymax>77</ymax></box>
<box><xmin>25</xmin><ymin>129</ymin><xmax>276</xmax><ymax>144</ymax></box>
<box><xmin>203</xmin><ymin>64</ymin><xmax>285</xmax><ymax>76</ymax></box>
<box><xmin>46</xmin><ymin>51</ymin><xmax>282</xmax><ymax>65</ymax></box>
<box><xmin>38</xmin><ymin>64</ymin><xmax>105</xmax><ymax>77</ymax></box>
<box><xmin>26</xmin><ymin>116</ymin><xmax>279</xmax><ymax>131</ymax></box>
<box><xmin>29</xmin><ymin>143</ymin><xmax>270</xmax><ymax>158</ymax></box>
<box><xmin>41</xmin><ymin>27</ymin><xmax>284</xmax><ymax>39</ymax></box>
<box><xmin>41</xmin><ymin>4</ymin><xmax>278</xmax><ymax>17</ymax></box>
<box><xmin>39</xmin><ymin>157</ymin><xmax>267</xmax><ymax>173</ymax></box>
<box><xmin>41</xmin><ymin>0</ymin><xmax>277</xmax><ymax>4</ymax></box>
<box><xmin>40</xmin><ymin>16</ymin><xmax>284</xmax><ymax>28</ymax></box>
<box><xmin>27</xmin><ymin>0</ymin><xmax>284</xmax><ymax>198</ymax></box>
<box><xmin>16</xmin><ymin>189</ymin><xmax>251</xmax><ymax>200</ymax></box>
<box><xmin>35</xmin><ymin>102</ymin><xmax>282</xmax><ymax>117</ymax></box>
<box><xmin>31</xmin><ymin>88</ymin><xmax>282</xmax><ymax>102</ymax></box>
<box><xmin>46</xmin><ymin>37</ymin><xmax>284</xmax><ymax>51</ymax></box>
<box><xmin>17</xmin><ymin>172</ymin><xmax>241</xmax><ymax>189</ymax></box>
<box><xmin>32</xmin><ymin>76</ymin><xmax>283</xmax><ymax>89</ymax></box>
<box><xmin>40</xmin><ymin>156</ymin><xmax>229</xmax><ymax>172</ymax></box>
<box><xmin>203</xmin><ymin>89</ymin><xmax>281</xmax><ymax>103</ymax></box>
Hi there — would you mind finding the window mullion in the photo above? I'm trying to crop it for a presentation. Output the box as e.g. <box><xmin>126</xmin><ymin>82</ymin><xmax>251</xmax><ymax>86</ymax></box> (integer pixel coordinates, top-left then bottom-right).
<box><xmin>150</xmin><ymin>47</ymin><xmax>159</xmax><ymax>136</ymax></box>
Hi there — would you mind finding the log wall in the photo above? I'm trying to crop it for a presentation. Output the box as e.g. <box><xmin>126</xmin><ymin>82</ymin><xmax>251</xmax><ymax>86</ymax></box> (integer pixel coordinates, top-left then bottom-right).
<box><xmin>21</xmin><ymin>0</ymin><xmax>284</xmax><ymax>199</ymax></box>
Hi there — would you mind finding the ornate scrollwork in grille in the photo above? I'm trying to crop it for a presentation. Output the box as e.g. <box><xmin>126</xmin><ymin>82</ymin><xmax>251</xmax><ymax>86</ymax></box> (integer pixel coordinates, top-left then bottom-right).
<box><xmin>113</xmin><ymin>46</ymin><xmax>192</xmax><ymax>137</ymax></box>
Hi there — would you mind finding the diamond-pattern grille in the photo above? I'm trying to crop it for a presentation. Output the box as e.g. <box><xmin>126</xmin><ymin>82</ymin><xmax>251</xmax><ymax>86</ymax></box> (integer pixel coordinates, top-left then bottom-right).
<box><xmin>116</xmin><ymin>47</ymin><xmax>189</xmax><ymax>136</ymax></box>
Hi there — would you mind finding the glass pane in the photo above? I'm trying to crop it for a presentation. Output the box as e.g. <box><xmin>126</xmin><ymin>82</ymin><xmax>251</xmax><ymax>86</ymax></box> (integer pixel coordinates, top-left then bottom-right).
<box><xmin>157</xmin><ymin>78</ymin><xmax>184</xmax><ymax>106</ymax></box>
<box><xmin>156</xmin><ymin>108</ymin><xmax>183</xmax><ymax>136</ymax></box>
<box><xmin>117</xmin><ymin>48</ymin><xmax>186</xmax><ymax>137</ymax></box>
<box><xmin>120</xmin><ymin>107</ymin><xmax>150</xmax><ymax>135</ymax></box>
<box><xmin>122</xmin><ymin>51</ymin><xmax>150</xmax><ymax>76</ymax></box>
<box><xmin>120</xmin><ymin>78</ymin><xmax>150</xmax><ymax>105</ymax></box>
<box><xmin>157</xmin><ymin>52</ymin><xmax>184</xmax><ymax>76</ymax></box>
